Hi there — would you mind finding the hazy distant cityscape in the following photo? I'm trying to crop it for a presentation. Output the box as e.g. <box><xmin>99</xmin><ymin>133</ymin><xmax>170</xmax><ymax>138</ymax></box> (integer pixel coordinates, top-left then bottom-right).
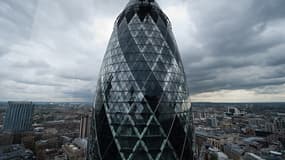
<box><xmin>0</xmin><ymin>102</ymin><xmax>284</xmax><ymax>159</ymax></box>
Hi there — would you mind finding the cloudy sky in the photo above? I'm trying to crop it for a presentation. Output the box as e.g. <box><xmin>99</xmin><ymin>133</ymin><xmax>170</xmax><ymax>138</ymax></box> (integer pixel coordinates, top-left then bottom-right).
<box><xmin>0</xmin><ymin>0</ymin><xmax>285</xmax><ymax>102</ymax></box>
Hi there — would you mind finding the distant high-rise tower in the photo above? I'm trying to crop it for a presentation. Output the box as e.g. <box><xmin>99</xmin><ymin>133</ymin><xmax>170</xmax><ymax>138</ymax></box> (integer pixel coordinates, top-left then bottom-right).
<box><xmin>4</xmin><ymin>101</ymin><xmax>34</xmax><ymax>133</ymax></box>
<box><xmin>88</xmin><ymin>0</ymin><xmax>193</xmax><ymax>159</ymax></box>
<box><xmin>80</xmin><ymin>114</ymin><xmax>89</xmax><ymax>139</ymax></box>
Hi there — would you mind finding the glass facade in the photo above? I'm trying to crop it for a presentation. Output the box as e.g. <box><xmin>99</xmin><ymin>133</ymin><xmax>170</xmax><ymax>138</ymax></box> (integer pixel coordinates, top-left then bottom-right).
<box><xmin>4</xmin><ymin>102</ymin><xmax>34</xmax><ymax>133</ymax></box>
<box><xmin>88</xmin><ymin>0</ymin><xmax>193</xmax><ymax>159</ymax></box>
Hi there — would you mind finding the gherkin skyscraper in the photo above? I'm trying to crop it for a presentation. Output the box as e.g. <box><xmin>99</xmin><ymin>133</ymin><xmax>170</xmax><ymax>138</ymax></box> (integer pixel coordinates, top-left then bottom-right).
<box><xmin>88</xmin><ymin>0</ymin><xmax>193</xmax><ymax>160</ymax></box>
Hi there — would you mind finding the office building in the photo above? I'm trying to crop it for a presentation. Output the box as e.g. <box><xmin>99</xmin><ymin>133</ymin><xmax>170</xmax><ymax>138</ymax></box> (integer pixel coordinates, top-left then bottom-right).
<box><xmin>79</xmin><ymin>114</ymin><xmax>89</xmax><ymax>139</ymax></box>
<box><xmin>87</xmin><ymin>0</ymin><xmax>193</xmax><ymax>159</ymax></box>
<box><xmin>207</xmin><ymin>117</ymin><xmax>218</xmax><ymax>128</ymax></box>
<box><xmin>3</xmin><ymin>101</ymin><xmax>34</xmax><ymax>133</ymax></box>
<box><xmin>63</xmin><ymin>143</ymin><xmax>85</xmax><ymax>160</ymax></box>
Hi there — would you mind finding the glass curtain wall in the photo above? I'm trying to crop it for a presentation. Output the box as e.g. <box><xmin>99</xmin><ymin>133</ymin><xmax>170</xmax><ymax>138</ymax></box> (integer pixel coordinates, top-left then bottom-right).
<box><xmin>88</xmin><ymin>0</ymin><xmax>193</xmax><ymax>160</ymax></box>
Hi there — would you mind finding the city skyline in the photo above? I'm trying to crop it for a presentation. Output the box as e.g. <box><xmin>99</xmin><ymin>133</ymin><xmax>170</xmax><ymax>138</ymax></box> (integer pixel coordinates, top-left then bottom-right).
<box><xmin>1</xmin><ymin>0</ymin><xmax>285</xmax><ymax>102</ymax></box>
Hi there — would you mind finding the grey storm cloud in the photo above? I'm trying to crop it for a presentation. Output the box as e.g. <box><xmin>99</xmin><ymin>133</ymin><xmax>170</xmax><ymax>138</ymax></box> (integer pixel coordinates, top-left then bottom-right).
<box><xmin>0</xmin><ymin>0</ymin><xmax>37</xmax><ymax>55</ymax></box>
<box><xmin>63</xmin><ymin>89</ymin><xmax>94</xmax><ymax>102</ymax></box>
<box><xmin>0</xmin><ymin>0</ymin><xmax>284</xmax><ymax>102</ymax></box>
<box><xmin>182</xmin><ymin>0</ymin><xmax>285</xmax><ymax>96</ymax></box>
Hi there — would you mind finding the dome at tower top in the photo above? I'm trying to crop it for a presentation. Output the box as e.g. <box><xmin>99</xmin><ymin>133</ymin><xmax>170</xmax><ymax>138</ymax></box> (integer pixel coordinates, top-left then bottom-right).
<box><xmin>117</xmin><ymin>0</ymin><xmax>170</xmax><ymax>28</ymax></box>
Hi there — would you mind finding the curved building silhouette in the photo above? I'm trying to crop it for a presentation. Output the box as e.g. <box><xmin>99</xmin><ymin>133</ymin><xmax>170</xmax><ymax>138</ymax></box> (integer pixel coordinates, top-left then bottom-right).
<box><xmin>88</xmin><ymin>0</ymin><xmax>193</xmax><ymax>159</ymax></box>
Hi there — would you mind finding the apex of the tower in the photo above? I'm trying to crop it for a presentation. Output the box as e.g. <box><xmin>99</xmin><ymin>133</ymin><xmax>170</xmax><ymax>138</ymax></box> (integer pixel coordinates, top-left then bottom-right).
<box><xmin>117</xmin><ymin>0</ymin><xmax>169</xmax><ymax>26</ymax></box>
